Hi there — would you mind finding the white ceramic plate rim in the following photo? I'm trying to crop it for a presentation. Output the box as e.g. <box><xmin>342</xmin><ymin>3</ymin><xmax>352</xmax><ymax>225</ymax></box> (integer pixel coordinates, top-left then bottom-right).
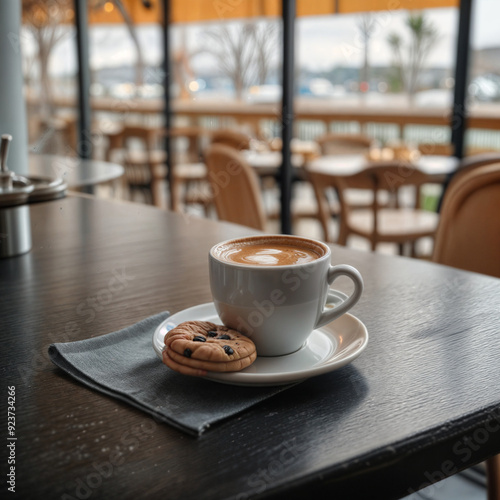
<box><xmin>153</xmin><ymin>291</ymin><xmax>368</xmax><ymax>386</ymax></box>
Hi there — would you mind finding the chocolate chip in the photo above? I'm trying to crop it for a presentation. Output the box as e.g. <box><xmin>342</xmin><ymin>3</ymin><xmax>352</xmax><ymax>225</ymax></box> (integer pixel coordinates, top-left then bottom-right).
<box><xmin>223</xmin><ymin>345</ymin><xmax>234</xmax><ymax>355</ymax></box>
<box><xmin>207</xmin><ymin>331</ymin><xmax>217</xmax><ymax>338</ymax></box>
<box><xmin>218</xmin><ymin>334</ymin><xmax>230</xmax><ymax>340</ymax></box>
<box><xmin>183</xmin><ymin>348</ymin><xmax>192</xmax><ymax>358</ymax></box>
<box><xmin>193</xmin><ymin>336</ymin><xmax>206</xmax><ymax>342</ymax></box>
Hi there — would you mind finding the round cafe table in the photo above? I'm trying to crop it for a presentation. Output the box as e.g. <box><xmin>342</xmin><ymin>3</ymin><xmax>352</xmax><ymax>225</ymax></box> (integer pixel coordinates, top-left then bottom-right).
<box><xmin>28</xmin><ymin>154</ymin><xmax>124</xmax><ymax>190</ymax></box>
<box><xmin>242</xmin><ymin>150</ymin><xmax>305</xmax><ymax>177</ymax></box>
<box><xmin>244</xmin><ymin>151</ymin><xmax>459</xmax><ymax>183</ymax></box>
<box><xmin>307</xmin><ymin>154</ymin><xmax>459</xmax><ymax>180</ymax></box>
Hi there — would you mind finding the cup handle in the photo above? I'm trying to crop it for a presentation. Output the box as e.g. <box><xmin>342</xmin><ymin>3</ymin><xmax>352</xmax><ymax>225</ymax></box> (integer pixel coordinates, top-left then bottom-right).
<box><xmin>315</xmin><ymin>265</ymin><xmax>364</xmax><ymax>329</ymax></box>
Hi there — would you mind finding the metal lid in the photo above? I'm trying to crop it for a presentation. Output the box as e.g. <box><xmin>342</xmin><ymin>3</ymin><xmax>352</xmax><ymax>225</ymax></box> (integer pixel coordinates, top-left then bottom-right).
<box><xmin>0</xmin><ymin>134</ymin><xmax>66</xmax><ymax>206</ymax></box>
<box><xmin>26</xmin><ymin>175</ymin><xmax>67</xmax><ymax>203</ymax></box>
<box><xmin>0</xmin><ymin>175</ymin><xmax>34</xmax><ymax>207</ymax></box>
<box><xmin>0</xmin><ymin>134</ymin><xmax>37</xmax><ymax>207</ymax></box>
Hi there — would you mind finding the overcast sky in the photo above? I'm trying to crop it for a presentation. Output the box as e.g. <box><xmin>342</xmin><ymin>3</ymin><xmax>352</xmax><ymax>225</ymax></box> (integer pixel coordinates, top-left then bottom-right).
<box><xmin>28</xmin><ymin>2</ymin><xmax>500</xmax><ymax>76</ymax></box>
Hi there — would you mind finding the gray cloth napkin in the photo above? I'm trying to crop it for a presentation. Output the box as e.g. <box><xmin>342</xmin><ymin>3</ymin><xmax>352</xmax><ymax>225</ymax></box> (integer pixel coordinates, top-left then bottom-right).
<box><xmin>48</xmin><ymin>312</ymin><xmax>291</xmax><ymax>436</ymax></box>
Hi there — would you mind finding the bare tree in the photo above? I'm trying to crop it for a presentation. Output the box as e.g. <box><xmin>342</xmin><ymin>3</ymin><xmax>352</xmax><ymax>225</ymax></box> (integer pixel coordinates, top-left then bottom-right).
<box><xmin>23</xmin><ymin>0</ymin><xmax>151</xmax><ymax>109</ymax></box>
<box><xmin>252</xmin><ymin>22</ymin><xmax>278</xmax><ymax>85</ymax></box>
<box><xmin>22</xmin><ymin>0</ymin><xmax>73</xmax><ymax>121</ymax></box>
<box><xmin>92</xmin><ymin>0</ymin><xmax>149</xmax><ymax>88</ymax></box>
<box><xmin>200</xmin><ymin>21</ymin><xmax>278</xmax><ymax>100</ymax></box>
<box><xmin>356</xmin><ymin>14</ymin><xmax>376</xmax><ymax>93</ymax></box>
<box><xmin>387</xmin><ymin>12</ymin><xmax>439</xmax><ymax>103</ymax></box>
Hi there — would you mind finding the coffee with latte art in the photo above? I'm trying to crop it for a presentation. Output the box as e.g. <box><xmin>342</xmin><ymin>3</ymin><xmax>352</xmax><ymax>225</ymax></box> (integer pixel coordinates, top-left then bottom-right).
<box><xmin>213</xmin><ymin>236</ymin><xmax>324</xmax><ymax>266</ymax></box>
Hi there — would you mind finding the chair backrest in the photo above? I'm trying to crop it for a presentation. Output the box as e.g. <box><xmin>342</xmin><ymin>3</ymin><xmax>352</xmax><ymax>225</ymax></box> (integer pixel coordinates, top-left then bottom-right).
<box><xmin>337</xmin><ymin>162</ymin><xmax>433</xmax><ymax>209</ymax></box>
<box><xmin>204</xmin><ymin>144</ymin><xmax>267</xmax><ymax>231</ymax></box>
<box><xmin>417</xmin><ymin>143</ymin><xmax>453</xmax><ymax>156</ymax></box>
<box><xmin>315</xmin><ymin>133</ymin><xmax>373</xmax><ymax>155</ymax></box>
<box><xmin>307</xmin><ymin>162</ymin><xmax>433</xmax><ymax>242</ymax></box>
<box><xmin>433</xmin><ymin>162</ymin><xmax>500</xmax><ymax>278</ymax></box>
<box><xmin>305</xmin><ymin>169</ymin><xmax>339</xmax><ymax>241</ymax></box>
<box><xmin>437</xmin><ymin>151</ymin><xmax>500</xmax><ymax>212</ymax></box>
<box><xmin>452</xmin><ymin>151</ymin><xmax>500</xmax><ymax>184</ymax></box>
<box><xmin>210</xmin><ymin>129</ymin><xmax>251</xmax><ymax>151</ymax></box>
<box><xmin>119</xmin><ymin>125</ymin><xmax>161</xmax><ymax>152</ymax></box>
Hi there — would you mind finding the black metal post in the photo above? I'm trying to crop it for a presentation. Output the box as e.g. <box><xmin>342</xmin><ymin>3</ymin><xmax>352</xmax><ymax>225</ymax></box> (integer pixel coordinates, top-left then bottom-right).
<box><xmin>74</xmin><ymin>0</ymin><xmax>92</xmax><ymax>161</ymax></box>
<box><xmin>437</xmin><ymin>0</ymin><xmax>474</xmax><ymax>212</ymax></box>
<box><xmin>451</xmin><ymin>0</ymin><xmax>473</xmax><ymax>159</ymax></box>
<box><xmin>162</xmin><ymin>0</ymin><xmax>173</xmax><ymax>211</ymax></box>
<box><xmin>280</xmin><ymin>0</ymin><xmax>295</xmax><ymax>235</ymax></box>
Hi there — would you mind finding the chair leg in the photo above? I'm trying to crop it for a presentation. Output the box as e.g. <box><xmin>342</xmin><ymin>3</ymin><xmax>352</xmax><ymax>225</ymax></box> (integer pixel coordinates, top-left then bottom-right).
<box><xmin>151</xmin><ymin>178</ymin><xmax>163</xmax><ymax>208</ymax></box>
<box><xmin>321</xmin><ymin>216</ymin><xmax>331</xmax><ymax>242</ymax></box>
<box><xmin>337</xmin><ymin>223</ymin><xmax>348</xmax><ymax>246</ymax></box>
<box><xmin>170</xmin><ymin>177</ymin><xmax>181</xmax><ymax>212</ymax></box>
<box><xmin>410</xmin><ymin>241</ymin><xmax>417</xmax><ymax>258</ymax></box>
<box><xmin>486</xmin><ymin>455</ymin><xmax>500</xmax><ymax>500</ymax></box>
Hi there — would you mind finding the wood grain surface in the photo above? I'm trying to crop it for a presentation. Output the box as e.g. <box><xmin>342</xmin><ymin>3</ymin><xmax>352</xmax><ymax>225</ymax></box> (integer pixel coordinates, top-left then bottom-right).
<box><xmin>1</xmin><ymin>196</ymin><xmax>500</xmax><ymax>500</ymax></box>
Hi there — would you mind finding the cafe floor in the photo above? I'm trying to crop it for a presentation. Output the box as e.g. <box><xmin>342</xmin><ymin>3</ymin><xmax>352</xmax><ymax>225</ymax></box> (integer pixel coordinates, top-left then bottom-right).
<box><xmin>403</xmin><ymin>469</ymin><xmax>486</xmax><ymax>499</ymax></box>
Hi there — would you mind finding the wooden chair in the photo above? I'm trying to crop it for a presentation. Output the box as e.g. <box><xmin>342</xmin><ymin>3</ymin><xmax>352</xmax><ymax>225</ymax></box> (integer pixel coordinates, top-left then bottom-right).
<box><xmin>437</xmin><ymin>151</ymin><xmax>500</xmax><ymax>212</ymax></box>
<box><xmin>417</xmin><ymin>143</ymin><xmax>453</xmax><ymax>156</ymax></box>
<box><xmin>486</xmin><ymin>456</ymin><xmax>500</xmax><ymax>500</ymax></box>
<box><xmin>315</xmin><ymin>132</ymin><xmax>374</xmax><ymax>156</ymax></box>
<box><xmin>311</xmin><ymin>132</ymin><xmax>378</xmax><ymax>219</ymax></box>
<box><xmin>109</xmin><ymin>124</ymin><xmax>209</xmax><ymax>211</ymax></box>
<box><xmin>450</xmin><ymin>151</ymin><xmax>500</xmax><ymax>184</ymax></box>
<box><xmin>307</xmin><ymin>162</ymin><xmax>439</xmax><ymax>254</ymax></box>
<box><xmin>210</xmin><ymin>129</ymin><xmax>251</xmax><ymax>151</ymax></box>
<box><xmin>433</xmin><ymin>162</ymin><xmax>500</xmax><ymax>277</ymax></box>
<box><xmin>169</xmin><ymin>128</ymin><xmax>253</xmax><ymax>213</ymax></box>
<box><xmin>169</xmin><ymin>160</ymin><xmax>209</xmax><ymax>212</ymax></box>
<box><xmin>204</xmin><ymin>144</ymin><xmax>266</xmax><ymax>231</ymax></box>
<box><xmin>108</xmin><ymin>124</ymin><xmax>166</xmax><ymax>206</ymax></box>
<box><xmin>181</xmin><ymin>129</ymin><xmax>254</xmax><ymax>213</ymax></box>
<box><xmin>433</xmin><ymin>162</ymin><xmax>500</xmax><ymax>500</ymax></box>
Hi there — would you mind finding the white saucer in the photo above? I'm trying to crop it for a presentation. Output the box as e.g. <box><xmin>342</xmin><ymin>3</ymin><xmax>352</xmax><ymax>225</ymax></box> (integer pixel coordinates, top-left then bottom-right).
<box><xmin>152</xmin><ymin>291</ymin><xmax>368</xmax><ymax>387</ymax></box>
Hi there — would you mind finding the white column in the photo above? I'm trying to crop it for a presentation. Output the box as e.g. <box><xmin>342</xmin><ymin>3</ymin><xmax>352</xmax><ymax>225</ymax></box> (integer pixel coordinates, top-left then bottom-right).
<box><xmin>0</xmin><ymin>1</ymin><xmax>28</xmax><ymax>175</ymax></box>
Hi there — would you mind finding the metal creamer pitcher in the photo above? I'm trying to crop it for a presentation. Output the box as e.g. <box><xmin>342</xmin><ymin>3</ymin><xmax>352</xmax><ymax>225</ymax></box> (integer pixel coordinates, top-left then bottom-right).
<box><xmin>0</xmin><ymin>134</ymin><xmax>33</xmax><ymax>258</ymax></box>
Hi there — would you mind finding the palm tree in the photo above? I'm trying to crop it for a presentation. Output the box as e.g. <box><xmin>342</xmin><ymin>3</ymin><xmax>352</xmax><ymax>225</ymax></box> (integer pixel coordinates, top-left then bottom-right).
<box><xmin>387</xmin><ymin>12</ymin><xmax>439</xmax><ymax>103</ymax></box>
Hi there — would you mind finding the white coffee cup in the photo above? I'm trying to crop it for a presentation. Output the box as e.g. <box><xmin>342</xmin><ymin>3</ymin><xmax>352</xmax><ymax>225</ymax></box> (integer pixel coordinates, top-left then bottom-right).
<box><xmin>209</xmin><ymin>235</ymin><xmax>363</xmax><ymax>357</ymax></box>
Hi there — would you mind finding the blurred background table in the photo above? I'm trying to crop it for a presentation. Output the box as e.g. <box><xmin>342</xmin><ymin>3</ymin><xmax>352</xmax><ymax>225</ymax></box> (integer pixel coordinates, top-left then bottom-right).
<box><xmin>28</xmin><ymin>153</ymin><xmax>124</xmax><ymax>193</ymax></box>
<box><xmin>307</xmin><ymin>153</ymin><xmax>460</xmax><ymax>180</ymax></box>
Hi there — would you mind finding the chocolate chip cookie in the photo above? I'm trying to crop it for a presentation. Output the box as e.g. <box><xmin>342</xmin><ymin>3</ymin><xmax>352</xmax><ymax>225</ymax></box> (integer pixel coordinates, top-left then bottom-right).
<box><xmin>162</xmin><ymin>321</ymin><xmax>257</xmax><ymax>377</ymax></box>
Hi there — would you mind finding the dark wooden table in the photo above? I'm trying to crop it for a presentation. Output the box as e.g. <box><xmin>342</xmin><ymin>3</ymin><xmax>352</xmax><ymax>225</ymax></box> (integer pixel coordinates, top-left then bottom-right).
<box><xmin>1</xmin><ymin>196</ymin><xmax>500</xmax><ymax>500</ymax></box>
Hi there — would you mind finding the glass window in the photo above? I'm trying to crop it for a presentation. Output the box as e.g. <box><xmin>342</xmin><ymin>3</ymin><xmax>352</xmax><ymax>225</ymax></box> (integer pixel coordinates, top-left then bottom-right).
<box><xmin>296</xmin><ymin>7</ymin><xmax>459</xmax><ymax>151</ymax></box>
<box><xmin>466</xmin><ymin>0</ymin><xmax>500</xmax><ymax>153</ymax></box>
<box><xmin>22</xmin><ymin>1</ymin><xmax>77</xmax><ymax>156</ymax></box>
